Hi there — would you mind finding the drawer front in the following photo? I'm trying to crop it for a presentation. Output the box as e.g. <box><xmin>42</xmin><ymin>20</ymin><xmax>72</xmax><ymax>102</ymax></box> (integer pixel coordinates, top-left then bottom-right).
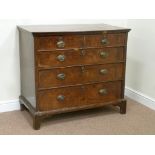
<box><xmin>38</xmin><ymin>63</ymin><xmax>123</xmax><ymax>89</ymax></box>
<box><xmin>85</xmin><ymin>33</ymin><xmax>126</xmax><ymax>47</ymax></box>
<box><xmin>35</xmin><ymin>35</ymin><xmax>83</xmax><ymax>50</ymax></box>
<box><xmin>38</xmin><ymin>81</ymin><xmax>122</xmax><ymax>111</ymax></box>
<box><xmin>37</xmin><ymin>47</ymin><xmax>124</xmax><ymax>68</ymax></box>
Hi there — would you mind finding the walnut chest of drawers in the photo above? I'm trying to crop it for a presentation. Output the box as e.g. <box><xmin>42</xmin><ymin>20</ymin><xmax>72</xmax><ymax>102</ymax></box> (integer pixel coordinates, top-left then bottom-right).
<box><xmin>18</xmin><ymin>24</ymin><xmax>130</xmax><ymax>130</ymax></box>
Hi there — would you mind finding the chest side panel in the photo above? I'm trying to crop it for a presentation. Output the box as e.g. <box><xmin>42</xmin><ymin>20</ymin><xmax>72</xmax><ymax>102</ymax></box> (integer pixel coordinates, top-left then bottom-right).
<box><xmin>19</xmin><ymin>30</ymin><xmax>36</xmax><ymax>108</ymax></box>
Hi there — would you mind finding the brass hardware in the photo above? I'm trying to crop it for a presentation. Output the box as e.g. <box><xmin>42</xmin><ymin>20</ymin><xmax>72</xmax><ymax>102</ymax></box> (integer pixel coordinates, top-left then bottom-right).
<box><xmin>99</xmin><ymin>89</ymin><xmax>107</xmax><ymax>95</ymax></box>
<box><xmin>80</xmin><ymin>50</ymin><xmax>86</xmax><ymax>56</ymax></box>
<box><xmin>100</xmin><ymin>69</ymin><xmax>108</xmax><ymax>75</ymax></box>
<box><xmin>57</xmin><ymin>54</ymin><xmax>65</xmax><ymax>62</ymax></box>
<box><xmin>81</xmin><ymin>66</ymin><xmax>85</xmax><ymax>73</ymax></box>
<box><xmin>57</xmin><ymin>73</ymin><xmax>66</xmax><ymax>80</ymax></box>
<box><xmin>57</xmin><ymin>95</ymin><xmax>65</xmax><ymax>101</ymax></box>
<box><xmin>100</xmin><ymin>51</ymin><xmax>109</xmax><ymax>58</ymax></box>
<box><xmin>101</xmin><ymin>38</ymin><xmax>108</xmax><ymax>45</ymax></box>
<box><xmin>81</xmin><ymin>85</ymin><xmax>85</xmax><ymax>89</ymax></box>
<box><xmin>102</xmin><ymin>31</ymin><xmax>107</xmax><ymax>35</ymax></box>
<box><xmin>74</xmin><ymin>48</ymin><xmax>79</xmax><ymax>51</ymax></box>
<box><xmin>57</xmin><ymin>40</ymin><xmax>65</xmax><ymax>48</ymax></box>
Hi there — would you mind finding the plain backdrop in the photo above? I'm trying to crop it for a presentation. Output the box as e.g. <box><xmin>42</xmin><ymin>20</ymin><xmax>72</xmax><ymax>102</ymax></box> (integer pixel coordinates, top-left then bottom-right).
<box><xmin>0</xmin><ymin>0</ymin><xmax>155</xmax><ymax>154</ymax></box>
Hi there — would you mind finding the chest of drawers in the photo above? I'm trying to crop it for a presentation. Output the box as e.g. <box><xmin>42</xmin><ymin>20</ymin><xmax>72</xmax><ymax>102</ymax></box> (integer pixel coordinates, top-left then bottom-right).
<box><xmin>18</xmin><ymin>24</ymin><xmax>130</xmax><ymax>130</ymax></box>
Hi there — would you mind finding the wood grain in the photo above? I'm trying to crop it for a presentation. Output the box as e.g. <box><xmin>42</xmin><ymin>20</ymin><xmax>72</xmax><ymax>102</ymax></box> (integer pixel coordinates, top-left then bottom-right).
<box><xmin>38</xmin><ymin>81</ymin><xmax>122</xmax><ymax>111</ymax></box>
<box><xmin>85</xmin><ymin>33</ymin><xmax>126</xmax><ymax>47</ymax></box>
<box><xmin>38</xmin><ymin>63</ymin><xmax>123</xmax><ymax>89</ymax></box>
<box><xmin>35</xmin><ymin>35</ymin><xmax>83</xmax><ymax>50</ymax></box>
<box><xmin>37</xmin><ymin>47</ymin><xmax>124</xmax><ymax>68</ymax></box>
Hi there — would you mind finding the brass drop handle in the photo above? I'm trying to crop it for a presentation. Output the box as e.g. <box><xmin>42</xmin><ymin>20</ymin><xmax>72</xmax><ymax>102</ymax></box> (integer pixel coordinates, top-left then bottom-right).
<box><xmin>57</xmin><ymin>40</ymin><xmax>65</xmax><ymax>48</ymax></box>
<box><xmin>57</xmin><ymin>95</ymin><xmax>65</xmax><ymax>101</ymax></box>
<box><xmin>57</xmin><ymin>54</ymin><xmax>65</xmax><ymax>62</ymax></box>
<box><xmin>57</xmin><ymin>73</ymin><xmax>66</xmax><ymax>80</ymax></box>
<box><xmin>100</xmin><ymin>69</ymin><xmax>108</xmax><ymax>75</ymax></box>
<box><xmin>101</xmin><ymin>38</ymin><xmax>108</xmax><ymax>45</ymax></box>
<box><xmin>99</xmin><ymin>88</ymin><xmax>107</xmax><ymax>95</ymax></box>
<box><xmin>100</xmin><ymin>51</ymin><xmax>108</xmax><ymax>58</ymax></box>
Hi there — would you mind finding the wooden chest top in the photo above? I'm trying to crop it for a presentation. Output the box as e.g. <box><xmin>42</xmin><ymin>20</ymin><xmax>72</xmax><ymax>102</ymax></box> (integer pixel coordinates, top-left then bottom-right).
<box><xmin>18</xmin><ymin>24</ymin><xmax>130</xmax><ymax>34</ymax></box>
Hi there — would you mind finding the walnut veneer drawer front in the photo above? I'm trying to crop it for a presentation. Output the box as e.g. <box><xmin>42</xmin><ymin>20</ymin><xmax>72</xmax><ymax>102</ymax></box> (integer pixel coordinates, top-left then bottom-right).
<box><xmin>18</xmin><ymin>24</ymin><xmax>130</xmax><ymax>129</ymax></box>
<box><xmin>35</xmin><ymin>35</ymin><xmax>83</xmax><ymax>50</ymax></box>
<box><xmin>85</xmin><ymin>33</ymin><xmax>126</xmax><ymax>47</ymax></box>
<box><xmin>37</xmin><ymin>47</ymin><xmax>124</xmax><ymax>68</ymax></box>
<box><xmin>38</xmin><ymin>63</ymin><xmax>123</xmax><ymax>89</ymax></box>
<box><xmin>36</xmin><ymin>33</ymin><xmax>126</xmax><ymax>51</ymax></box>
<box><xmin>38</xmin><ymin>81</ymin><xmax>122</xmax><ymax>111</ymax></box>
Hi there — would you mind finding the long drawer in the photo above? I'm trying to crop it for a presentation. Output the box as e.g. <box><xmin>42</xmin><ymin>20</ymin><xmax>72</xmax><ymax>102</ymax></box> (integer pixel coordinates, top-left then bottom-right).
<box><xmin>38</xmin><ymin>63</ymin><xmax>123</xmax><ymax>89</ymax></box>
<box><xmin>38</xmin><ymin>81</ymin><xmax>122</xmax><ymax>111</ymax></box>
<box><xmin>37</xmin><ymin>47</ymin><xmax>124</xmax><ymax>68</ymax></box>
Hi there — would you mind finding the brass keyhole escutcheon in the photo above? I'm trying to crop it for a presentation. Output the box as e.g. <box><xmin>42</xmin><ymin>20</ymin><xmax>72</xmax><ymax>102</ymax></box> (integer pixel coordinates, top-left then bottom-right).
<box><xmin>80</xmin><ymin>50</ymin><xmax>86</xmax><ymax>56</ymax></box>
<box><xmin>81</xmin><ymin>66</ymin><xmax>85</xmax><ymax>73</ymax></box>
<box><xmin>57</xmin><ymin>37</ymin><xmax>65</xmax><ymax>48</ymax></box>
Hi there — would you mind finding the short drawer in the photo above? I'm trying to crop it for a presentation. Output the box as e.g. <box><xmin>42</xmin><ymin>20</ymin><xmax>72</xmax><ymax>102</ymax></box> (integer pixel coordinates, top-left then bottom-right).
<box><xmin>35</xmin><ymin>35</ymin><xmax>83</xmax><ymax>50</ymax></box>
<box><xmin>37</xmin><ymin>47</ymin><xmax>124</xmax><ymax>68</ymax></box>
<box><xmin>38</xmin><ymin>63</ymin><xmax>123</xmax><ymax>89</ymax></box>
<box><xmin>38</xmin><ymin>81</ymin><xmax>122</xmax><ymax>111</ymax></box>
<box><xmin>85</xmin><ymin>33</ymin><xmax>126</xmax><ymax>47</ymax></box>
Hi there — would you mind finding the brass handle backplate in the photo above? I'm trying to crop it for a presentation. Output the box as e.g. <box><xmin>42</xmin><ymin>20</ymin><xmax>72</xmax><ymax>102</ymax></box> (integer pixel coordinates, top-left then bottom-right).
<box><xmin>57</xmin><ymin>40</ymin><xmax>65</xmax><ymax>48</ymax></box>
<box><xmin>57</xmin><ymin>54</ymin><xmax>65</xmax><ymax>62</ymax></box>
<box><xmin>57</xmin><ymin>95</ymin><xmax>65</xmax><ymax>101</ymax></box>
<box><xmin>101</xmin><ymin>38</ymin><xmax>108</xmax><ymax>45</ymax></box>
<box><xmin>100</xmin><ymin>51</ymin><xmax>109</xmax><ymax>58</ymax></box>
<box><xmin>100</xmin><ymin>69</ymin><xmax>108</xmax><ymax>75</ymax></box>
<box><xmin>99</xmin><ymin>89</ymin><xmax>107</xmax><ymax>95</ymax></box>
<box><xmin>57</xmin><ymin>73</ymin><xmax>66</xmax><ymax>80</ymax></box>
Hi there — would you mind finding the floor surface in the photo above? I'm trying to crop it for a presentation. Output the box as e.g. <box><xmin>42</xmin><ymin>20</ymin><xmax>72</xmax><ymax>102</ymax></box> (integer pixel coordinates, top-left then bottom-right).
<box><xmin>0</xmin><ymin>98</ymin><xmax>155</xmax><ymax>135</ymax></box>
